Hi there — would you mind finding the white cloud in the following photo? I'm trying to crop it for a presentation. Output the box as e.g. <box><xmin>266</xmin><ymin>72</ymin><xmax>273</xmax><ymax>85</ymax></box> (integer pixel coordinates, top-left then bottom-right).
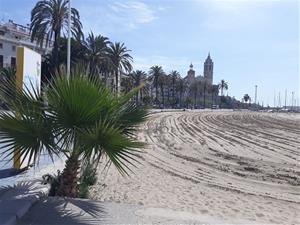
<box><xmin>200</xmin><ymin>0</ymin><xmax>272</xmax><ymax>30</ymax></box>
<box><xmin>78</xmin><ymin>0</ymin><xmax>158</xmax><ymax>35</ymax></box>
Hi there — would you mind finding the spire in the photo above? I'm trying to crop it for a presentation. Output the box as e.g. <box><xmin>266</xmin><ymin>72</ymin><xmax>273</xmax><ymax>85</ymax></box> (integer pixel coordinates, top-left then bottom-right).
<box><xmin>205</xmin><ymin>52</ymin><xmax>212</xmax><ymax>63</ymax></box>
<box><xmin>190</xmin><ymin>62</ymin><xmax>193</xmax><ymax>69</ymax></box>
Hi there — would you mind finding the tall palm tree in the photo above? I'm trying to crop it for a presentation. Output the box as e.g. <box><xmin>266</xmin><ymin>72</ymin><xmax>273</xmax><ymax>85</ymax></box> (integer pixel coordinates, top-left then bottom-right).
<box><xmin>149</xmin><ymin>66</ymin><xmax>164</xmax><ymax>104</ymax></box>
<box><xmin>165</xmin><ymin>74</ymin><xmax>172</xmax><ymax>106</ymax></box>
<box><xmin>158</xmin><ymin>73</ymin><xmax>167</xmax><ymax>108</ymax></box>
<box><xmin>202</xmin><ymin>81</ymin><xmax>211</xmax><ymax>108</ymax></box>
<box><xmin>169</xmin><ymin>70</ymin><xmax>180</xmax><ymax>108</ymax></box>
<box><xmin>121</xmin><ymin>76</ymin><xmax>133</xmax><ymax>94</ymax></box>
<box><xmin>106</xmin><ymin>42</ymin><xmax>133</xmax><ymax>95</ymax></box>
<box><xmin>30</xmin><ymin>0</ymin><xmax>83</xmax><ymax>71</ymax></box>
<box><xmin>218</xmin><ymin>79</ymin><xmax>228</xmax><ymax>96</ymax></box>
<box><xmin>0</xmin><ymin>74</ymin><xmax>147</xmax><ymax>197</ymax></box>
<box><xmin>84</xmin><ymin>32</ymin><xmax>111</xmax><ymax>77</ymax></box>
<box><xmin>190</xmin><ymin>81</ymin><xmax>200</xmax><ymax>108</ymax></box>
<box><xmin>129</xmin><ymin>70</ymin><xmax>147</xmax><ymax>105</ymax></box>
<box><xmin>211</xmin><ymin>85</ymin><xmax>219</xmax><ymax>107</ymax></box>
<box><xmin>0</xmin><ymin>67</ymin><xmax>16</xmax><ymax>103</ymax></box>
<box><xmin>176</xmin><ymin>78</ymin><xmax>187</xmax><ymax>108</ymax></box>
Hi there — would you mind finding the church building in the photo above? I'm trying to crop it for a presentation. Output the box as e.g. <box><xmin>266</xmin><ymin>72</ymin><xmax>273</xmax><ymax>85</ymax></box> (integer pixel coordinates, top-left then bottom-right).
<box><xmin>184</xmin><ymin>53</ymin><xmax>214</xmax><ymax>85</ymax></box>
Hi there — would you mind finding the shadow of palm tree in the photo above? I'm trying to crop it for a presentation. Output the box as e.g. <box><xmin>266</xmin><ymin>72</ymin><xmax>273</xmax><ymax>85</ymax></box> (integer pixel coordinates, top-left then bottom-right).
<box><xmin>0</xmin><ymin>179</ymin><xmax>46</xmax><ymax>199</ymax></box>
<box><xmin>18</xmin><ymin>197</ymin><xmax>107</xmax><ymax>225</ymax></box>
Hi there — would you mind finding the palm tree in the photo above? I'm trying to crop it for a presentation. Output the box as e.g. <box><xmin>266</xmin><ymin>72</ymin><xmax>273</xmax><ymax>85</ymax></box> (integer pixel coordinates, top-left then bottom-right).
<box><xmin>106</xmin><ymin>42</ymin><xmax>133</xmax><ymax>95</ymax></box>
<box><xmin>165</xmin><ymin>74</ymin><xmax>172</xmax><ymax>106</ymax></box>
<box><xmin>243</xmin><ymin>94</ymin><xmax>251</xmax><ymax>107</ymax></box>
<box><xmin>129</xmin><ymin>70</ymin><xmax>147</xmax><ymax>105</ymax></box>
<box><xmin>211</xmin><ymin>85</ymin><xmax>219</xmax><ymax>107</ymax></box>
<box><xmin>202</xmin><ymin>81</ymin><xmax>212</xmax><ymax>108</ymax></box>
<box><xmin>0</xmin><ymin>67</ymin><xmax>16</xmax><ymax>103</ymax></box>
<box><xmin>176</xmin><ymin>78</ymin><xmax>187</xmax><ymax>108</ymax></box>
<box><xmin>84</xmin><ymin>32</ymin><xmax>111</xmax><ymax>77</ymax></box>
<box><xmin>0</xmin><ymin>74</ymin><xmax>147</xmax><ymax>197</ymax></box>
<box><xmin>30</xmin><ymin>0</ymin><xmax>83</xmax><ymax>71</ymax></box>
<box><xmin>121</xmin><ymin>76</ymin><xmax>133</xmax><ymax>94</ymax></box>
<box><xmin>190</xmin><ymin>81</ymin><xmax>200</xmax><ymax>108</ymax></box>
<box><xmin>158</xmin><ymin>73</ymin><xmax>167</xmax><ymax>108</ymax></box>
<box><xmin>169</xmin><ymin>71</ymin><xmax>180</xmax><ymax>108</ymax></box>
<box><xmin>218</xmin><ymin>79</ymin><xmax>228</xmax><ymax>96</ymax></box>
<box><xmin>149</xmin><ymin>66</ymin><xmax>165</xmax><ymax>104</ymax></box>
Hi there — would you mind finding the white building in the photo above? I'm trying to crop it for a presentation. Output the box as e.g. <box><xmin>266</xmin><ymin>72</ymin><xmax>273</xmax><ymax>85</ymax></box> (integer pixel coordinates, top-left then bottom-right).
<box><xmin>0</xmin><ymin>20</ymin><xmax>52</xmax><ymax>68</ymax></box>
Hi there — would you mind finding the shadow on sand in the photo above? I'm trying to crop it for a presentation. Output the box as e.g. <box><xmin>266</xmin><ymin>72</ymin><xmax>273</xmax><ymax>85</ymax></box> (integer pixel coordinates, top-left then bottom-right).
<box><xmin>18</xmin><ymin>197</ymin><xmax>107</xmax><ymax>225</ymax></box>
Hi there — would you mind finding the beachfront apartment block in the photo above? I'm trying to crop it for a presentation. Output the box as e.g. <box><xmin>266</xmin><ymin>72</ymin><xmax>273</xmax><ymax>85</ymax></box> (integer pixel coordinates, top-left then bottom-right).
<box><xmin>0</xmin><ymin>20</ymin><xmax>52</xmax><ymax>68</ymax></box>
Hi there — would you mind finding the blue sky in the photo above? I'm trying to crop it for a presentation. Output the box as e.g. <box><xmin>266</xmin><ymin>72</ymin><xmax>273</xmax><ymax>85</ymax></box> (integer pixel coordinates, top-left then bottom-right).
<box><xmin>0</xmin><ymin>0</ymin><xmax>299</xmax><ymax>106</ymax></box>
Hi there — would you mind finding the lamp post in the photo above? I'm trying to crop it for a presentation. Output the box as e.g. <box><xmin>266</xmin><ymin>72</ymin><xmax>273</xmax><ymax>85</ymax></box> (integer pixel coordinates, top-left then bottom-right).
<box><xmin>67</xmin><ymin>0</ymin><xmax>71</xmax><ymax>80</ymax></box>
<box><xmin>291</xmin><ymin>91</ymin><xmax>294</xmax><ymax>111</ymax></box>
<box><xmin>284</xmin><ymin>89</ymin><xmax>287</xmax><ymax>109</ymax></box>
<box><xmin>254</xmin><ymin>85</ymin><xmax>257</xmax><ymax>109</ymax></box>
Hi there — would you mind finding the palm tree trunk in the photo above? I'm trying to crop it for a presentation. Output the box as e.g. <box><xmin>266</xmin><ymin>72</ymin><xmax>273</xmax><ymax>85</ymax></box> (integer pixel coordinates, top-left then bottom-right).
<box><xmin>115</xmin><ymin>70</ymin><xmax>119</xmax><ymax>95</ymax></box>
<box><xmin>53</xmin><ymin>31</ymin><xmax>60</xmax><ymax>73</ymax></box>
<box><xmin>203</xmin><ymin>87</ymin><xmax>206</xmax><ymax>108</ymax></box>
<box><xmin>161</xmin><ymin>86</ymin><xmax>165</xmax><ymax>108</ymax></box>
<box><xmin>57</xmin><ymin>153</ymin><xmax>80</xmax><ymax>197</ymax></box>
<box><xmin>155</xmin><ymin>80</ymin><xmax>158</xmax><ymax>103</ymax></box>
<box><xmin>135</xmin><ymin>91</ymin><xmax>139</xmax><ymax>105</ymax></box>
<box><xmin>179</xmin><ymin>92</ymin><xmax>182</xmax><ymax>108</ymax></box>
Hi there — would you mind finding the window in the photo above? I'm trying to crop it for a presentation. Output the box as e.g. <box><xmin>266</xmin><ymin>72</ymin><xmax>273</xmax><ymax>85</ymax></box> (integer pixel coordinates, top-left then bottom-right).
<box><xmin>0</xmin><ymin>43</ymin><xmax>2</xmax><ymax>49</ymax></box>
<box><xmin>11</xmin><ymin>57</ymin><xmax>16</xmax><ymax>68</ymax></box>
<box><xmin>12</xmin><ymin>45</ymin><xmax>16</xmax><ymax>51</ymax></box>
<box><xmin>0</xmin><ymin>31</ymin><xmax>4</xmax><ymax>36</ymax></box>
<box><xmin>0</xmin><ymin>55</ymin><xmax>3</xmax><ymax>68</ymax></box>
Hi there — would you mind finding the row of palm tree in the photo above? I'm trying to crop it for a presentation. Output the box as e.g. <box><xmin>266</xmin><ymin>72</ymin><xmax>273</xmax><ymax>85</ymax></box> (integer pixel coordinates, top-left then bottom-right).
<box><xmin>120</xmin><ymin>65</ymin><xmax>229</xmax><ymax>109</ymax></box>
<box><xmin>31</xmin><ymin>0</ymin><xmax>133</xmax><ymax>94</ymax></box>
<box><xmin>29</xmin><ymin>0</ymin><xmax>229</xmax><ymax>103</ymax></box>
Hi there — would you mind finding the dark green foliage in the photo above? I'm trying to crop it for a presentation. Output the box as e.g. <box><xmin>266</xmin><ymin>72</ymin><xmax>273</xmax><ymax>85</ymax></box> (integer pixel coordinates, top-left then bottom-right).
<box><xmin>0</xmin><ymin>74</ymin><xmax>148</xmax><ymax>197</ymax></box>
<box><xmin>80</xmin><ymin>162</ymin><xmax>97</xmax><ymax>186</ymax></box>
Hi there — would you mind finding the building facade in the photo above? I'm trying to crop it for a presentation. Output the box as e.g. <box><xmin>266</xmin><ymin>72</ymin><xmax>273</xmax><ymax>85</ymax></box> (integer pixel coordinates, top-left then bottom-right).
<box><xmin>0</xmin><ymin>20</ymin><xmax>52</xmax><ymax>68</ymax></box>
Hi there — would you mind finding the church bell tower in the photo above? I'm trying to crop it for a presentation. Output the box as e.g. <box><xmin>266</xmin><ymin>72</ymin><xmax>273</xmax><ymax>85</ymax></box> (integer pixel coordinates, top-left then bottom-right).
<box><xmin>203</xmin><ymin>53</ymin><xmax>213</xmax><ymax>85</ymax></box>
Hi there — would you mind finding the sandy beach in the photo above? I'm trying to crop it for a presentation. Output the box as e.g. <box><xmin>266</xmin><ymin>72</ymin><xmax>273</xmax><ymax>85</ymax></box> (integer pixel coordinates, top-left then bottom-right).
<box><xmin>90</xmin><ymin>110</ymin><xmax>300</xmax><ymax>224</ymax></box>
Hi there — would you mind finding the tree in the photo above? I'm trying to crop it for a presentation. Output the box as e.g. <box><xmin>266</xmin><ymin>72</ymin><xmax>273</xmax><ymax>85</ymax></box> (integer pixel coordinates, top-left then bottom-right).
<box><xmin>84</xmin><ymin>32</ymin><xmax>111</xmax><ymax>78</ymax></box>
<box><xmin>0</xmin><ymin>67</ymin><xmax>16</xmax><ymax>105</ymax></box>
<box><xmin>0</xmin><ymin>75</ymin><xmax>147</xmax><ymax>197</ymax></box>
<box><xmin>201</xmin><ymin>81</ymin><xmax>210</xmax><ymax>108</ymax></box>
<box><xmin>129</xmin><ymin>70</ymin><xmax>147</xmax><ymax>105</ymax></box>
<box><xmin>107</xmin><ymin>42</ymin><xmax>133</xmax><ymax>95</ymax></box>
<box><xmin>218</xmin><ymin>79</ymin><xmax>228</xmax><ymax>96</ymax></box>
<box><xmin>211</xmin><ymin>85</ymin><xmax>219</xmax><ymax>107</ymax></box>
<box><xmin>149</xmin><ymin>66</ymin><xmax>165</xmax><ymax>104</ymax></box>
<box><xmin>190</xmin><ymin>81</ymin><xmax>200</xmax><ymax>108</ymax></box>
<box><xmin>243</xmin><ymin>94</ymin><xmax>251</xmax><ymax>107</ymax></box>
<box><xmin>176</xmin><ymin>78</ymin><xmax>187</xmax><ymax>108</ymax></box>
<box><xmin>158</xmin><ymin>73</ymin><xmax>167</xmax><ymax>108</ymax></box>
<box><xmin>30</xmin><ymin>0</ymin><xmax>83</xmax><ymax>72</ymax></box>
<box><xmin>169</xmin><ymin>71</ymin><xmax>180</xmax><ymax>108</ymax></box>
